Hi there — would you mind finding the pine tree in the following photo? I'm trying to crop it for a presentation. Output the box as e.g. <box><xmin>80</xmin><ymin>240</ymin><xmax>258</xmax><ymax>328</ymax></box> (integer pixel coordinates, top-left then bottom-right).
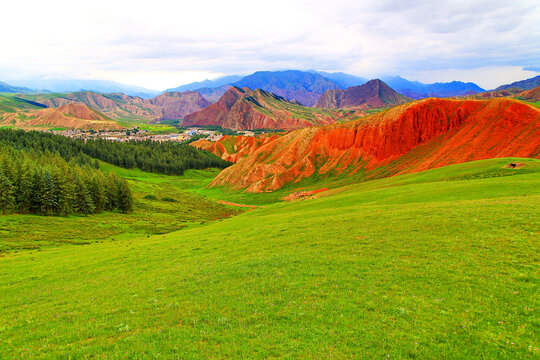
<box><xmin>0</xmin><ymin>172</ymin><xmax>15</xmax><ymax>215</ymax></box>
<box><xmin>30</xmin><ymin>169</ymin><xmax>45</xmax><ymax>214</ymax></box>
<box><xmin>41</xmin><ymin>170</ymin><xmax>58</xmax><ymax>216</ymax></box>
<box><xmin>116</xmin><ymin>177</ymin><xmax>133</xmax><ymax>214</ymax></box>
<box><xmin>73</xmin><ymin>174</ymin><xmax>95</xmax><ymax>216</ymax></box>
<box><xmin>53</xmin><ymin>167</ymin><xmax>73</xmax><ymax>217</ymax></box>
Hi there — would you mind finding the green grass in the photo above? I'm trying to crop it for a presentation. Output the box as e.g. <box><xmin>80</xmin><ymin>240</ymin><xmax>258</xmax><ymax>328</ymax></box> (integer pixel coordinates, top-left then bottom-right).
<box><xmin>0</xmin><ymin>165</ymin><xmax>239</xmax><ymax>254</ymax></box>
<box><xmin>0</xmin><ymin>94</ymin><xmax>46</xmax><ymax>113</ymax></box>
<box><xmin>524</xmin><ymin>101</ymin><xmax>540</xmax><ymax>109</ymax></box>
<box><xmin>0</xmin><ymin>158</ymin><xmax>538</xmax><ymax>358</ymax></box>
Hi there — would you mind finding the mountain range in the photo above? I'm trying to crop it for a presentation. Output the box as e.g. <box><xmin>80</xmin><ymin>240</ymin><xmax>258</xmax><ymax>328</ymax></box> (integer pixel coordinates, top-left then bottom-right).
<box><xmin>495</xmin><ymin>75</ymin><xmax>540</xmax><ymax>91</ymax></box>
<box><xmin>196</xmin><ymin>97</ymin><xmax>540</xmax><ymax>192</ymax></box>
<box><xmin>6</xmin><ymin>79</ymin><xmax>159</xmax><ymax>98</ymax></box>
<box><xmin>183</xmin><ymin>86</ymin><xmax>363</xmax><ymax>130</ymax></box>
<box><xmin>165</xmin><ymin>70</ymin><xmax>487</xmax><ymax>104</ymax></box>
<box><xmin>17</xmin><ymin>91</ymin><xmax>211</xmax><ymax>123</ymax></box>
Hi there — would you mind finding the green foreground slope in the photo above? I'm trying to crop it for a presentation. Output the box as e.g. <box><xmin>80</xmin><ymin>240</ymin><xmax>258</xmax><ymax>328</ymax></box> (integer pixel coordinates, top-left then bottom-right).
<box><xmin>1</xmin><ymin>158</ymin><xmax>539</xmax><ymax>359</ymax></box>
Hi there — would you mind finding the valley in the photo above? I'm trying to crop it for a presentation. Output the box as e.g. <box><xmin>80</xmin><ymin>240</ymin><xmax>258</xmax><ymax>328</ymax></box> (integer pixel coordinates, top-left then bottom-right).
<box><xmin>1</xmin><ymin>72</ymin><xmax>539</xmax><ymax>359</ymax></box>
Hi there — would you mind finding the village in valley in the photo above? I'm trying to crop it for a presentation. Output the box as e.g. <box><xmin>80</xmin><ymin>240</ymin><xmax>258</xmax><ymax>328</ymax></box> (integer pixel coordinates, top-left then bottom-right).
<box><xmin>48</xmin><ymin>127</ymin><xmax>257</xmax><ymax>143</ymax></box>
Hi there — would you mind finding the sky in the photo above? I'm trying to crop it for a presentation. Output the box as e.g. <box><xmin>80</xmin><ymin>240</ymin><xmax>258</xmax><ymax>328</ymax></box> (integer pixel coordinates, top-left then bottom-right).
<box><xmin>1</xmin><ymin>0</ymin><xmax>539</xmax><ymax>90</ymax></box>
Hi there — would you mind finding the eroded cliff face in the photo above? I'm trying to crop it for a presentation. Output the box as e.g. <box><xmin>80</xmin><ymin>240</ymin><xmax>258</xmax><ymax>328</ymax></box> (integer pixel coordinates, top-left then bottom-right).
<box><xmin>208</xmin><ymin>98</ymin><xmax>540</xmax><ymax>192</ymax></box>
<box><xmin>191</xmin><ymin>134</ymin><xmax>281</xmax><ymax>163</ymax></box>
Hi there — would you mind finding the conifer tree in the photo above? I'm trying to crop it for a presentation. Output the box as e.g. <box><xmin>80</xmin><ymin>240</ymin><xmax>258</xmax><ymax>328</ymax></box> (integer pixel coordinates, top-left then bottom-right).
<box><xmin>73</xmin><ymin>174</ymin><xmax>95</xmax><ymax>216</ymax></box>
<box><xmin>41</xmin><ymin>170</ymin><xmax>58</xmax><ymax>216</ymax></box>
<box><xmin>0</xmin><ymin>172</ymin><xmax>15</xmax><ymax>215</ymax></box>
<box><xmin>116</xmin><ymin>177</ymin><xmax>133</xmax><ymax>214</ymax></box>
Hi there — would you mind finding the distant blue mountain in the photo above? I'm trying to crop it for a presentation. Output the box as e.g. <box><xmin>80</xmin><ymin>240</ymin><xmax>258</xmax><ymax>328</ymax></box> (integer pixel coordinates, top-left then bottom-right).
<box><xmin>232</xmin><ymin>70</ymin><xmax>341</xmax><ymax>106</ymax></box>
<box><xmin>382</xmin><ymin>76</ymin><xmax>484</xmax><ymax>99</ymax></box>
<box><xmin>0</xmin><ymin>81</ymin><xmax>37</xmax><ymax>94</ymax></box>
<box><xmin>8</xmin><ymin>79</ymin><xmax>159</xmax><ymax>98</ymax></box>
<box><xmin>495</xmin><ymin>75</ymin><xmax>540</xmax><ymax>91</ymax></box>
<box><xmin>310</xmin><ymin>71</ymin><xmax>368</xmax><ymax>88</ymax></box>
<box><xmin>166</xmin><ymin>75</ymin><xmax>243</xmax><ymax>93</ymax></box>
<box><xmin>167</xmin><ymin>71</ymin><xmax>486</xmax><ymax>106</ymax></box>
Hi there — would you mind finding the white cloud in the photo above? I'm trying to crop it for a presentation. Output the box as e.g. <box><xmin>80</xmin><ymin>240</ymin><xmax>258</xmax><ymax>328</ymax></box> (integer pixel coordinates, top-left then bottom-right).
<box><xmin>0</xmin><ymin>0</ymin><xmax>538</xmax><ymax>90</ymax></box>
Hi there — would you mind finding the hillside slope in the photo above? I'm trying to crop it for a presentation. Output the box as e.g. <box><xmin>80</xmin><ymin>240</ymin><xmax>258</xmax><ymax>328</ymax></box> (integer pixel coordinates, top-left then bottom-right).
<box><xmin>0</xmin><ymin>103</ymin><xmax>122</xmax><ymax>130</ymax></box>
<box><xmin>1</xmin><ymin>158</ymin><xmax>538</xmax><ymax>358</ymax></box>
<box><xmin>315</xmin><ymin>79</ymin><xmax>410</xmax><ymax>109</ymax></box>
<box><xmin>191</xmin><ymin>134</ymin><xmax>281</xmax><ymax>163</ymax></box>
<box><xmin>19</xmin><ymin>91</ymin><xmax>211</xmax><ymax>122</ymax></box>
<box><xmin>183</xmin><ymin>86</ymin><xmax>362</xmax><ymax>130</ymax></box>
<box><xmin>209</xmin><ymin>98</ymin><xmax>540</xmax><ymax>192</ymax></box>
<box><xmin>145</xmin><ymin>91</ymin><xmax>211</xmax><ymax>120</ymax></box>
<box><xmin>495</xmin><ymin>75</ymin><xmax>540</xmax><ymax>90</ymax></box>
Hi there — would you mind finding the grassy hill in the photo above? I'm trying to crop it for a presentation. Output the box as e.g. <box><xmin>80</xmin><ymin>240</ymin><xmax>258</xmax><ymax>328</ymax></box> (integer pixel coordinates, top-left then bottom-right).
<box><xmin>0</xmin><ymin>157</ymin><xmax>538</xmax><ymax>358</ymax></box>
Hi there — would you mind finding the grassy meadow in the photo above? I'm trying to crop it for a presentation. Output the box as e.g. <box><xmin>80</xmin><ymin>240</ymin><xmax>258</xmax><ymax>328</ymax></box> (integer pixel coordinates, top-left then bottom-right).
<box><xmin>0</xmin><ymin>157</ymin><xmax>538</xmax><ymax>358</ymax></box>
<box><xmin>0</xmin><ymin>165</ymin><xmax>238</xmax><ymax>254</ymax></box>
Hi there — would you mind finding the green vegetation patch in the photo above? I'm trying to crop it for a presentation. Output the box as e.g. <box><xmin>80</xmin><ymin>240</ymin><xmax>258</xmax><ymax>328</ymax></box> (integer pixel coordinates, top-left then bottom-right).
<box><xmin>0</xmin><ymin>158</ymin><xmax>538</xmax><ymax>358</ymax></box>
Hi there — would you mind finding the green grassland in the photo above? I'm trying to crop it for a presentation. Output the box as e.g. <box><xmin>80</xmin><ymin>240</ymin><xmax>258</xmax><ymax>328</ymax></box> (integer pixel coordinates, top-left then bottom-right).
<box><xmin>0</xmin><ymin>94</ymin><xmax>46</xmax><ymax>113</ymax></box>
<box><xmin>0</xmin><ymin>165</ymin><xmax>238</xmax><ymax>254</ymax></box>
<box><xmin>0</xmin><ymin>157</ymin><xmax>538</xmax><ymax>358</ymax></box>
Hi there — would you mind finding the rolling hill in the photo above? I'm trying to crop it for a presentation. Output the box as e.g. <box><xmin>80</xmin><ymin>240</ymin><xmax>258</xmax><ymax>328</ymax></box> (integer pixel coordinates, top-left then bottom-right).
<box><xmin>1</xmin><ymin>157</ymin><xmax>538</xmax><ymax>358</ymax></box>
<box><xmin>183</xmin><ymin>86</ymin><xmax>362</xmax><ymax>130</ymax></box>
<box><xmin>314</xmin><ymin>79</ymin><xmax>411</xmax><ymax>109</ymax></box>
<box><xmin>0</xmin><ymin>103</ymin><xmax>122</xmax><ymax>130</ymax></box>
<box><xmin>18</xmin><ymin>91</ymin><xmax>211</xmax><ymax>123</ymax></box>
<box><xmin>206</xmin><ymin>98</ymin><xmax>540</xmax><ymax>192</ymax></box>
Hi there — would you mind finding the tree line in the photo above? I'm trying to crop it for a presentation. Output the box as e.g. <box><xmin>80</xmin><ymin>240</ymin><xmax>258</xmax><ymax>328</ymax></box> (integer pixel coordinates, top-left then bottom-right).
<box><xmin>0</xmin><ymin>128</ymin><xmax>232</xmax><ymax>175</ymax></box>
<box><xmin>0</xmin><ymin>146</ymin><xmax>132</xmax><ymax>216</ymax></box>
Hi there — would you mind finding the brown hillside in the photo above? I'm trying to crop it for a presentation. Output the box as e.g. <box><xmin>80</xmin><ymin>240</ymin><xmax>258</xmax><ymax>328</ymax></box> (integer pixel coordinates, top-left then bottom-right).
<box><xmin>144</xmin><ymin>91</ymin><xmax>211</xmax><ymax>120</ymax></box>
<box><xmin>183</xmin><ymin>87</ymin><xmax>363</xmax><ymax>130</ymax></box>
<box><xmin>208</xmin><ymin>98</ymin><xmax>540</xmax><ymax>192</ymax></box>
<box><xmin>20</xmin><ymin>91</ymin><xmax>212</xmax><ymax>122</ymax></box>
<box><xmin>315</xmin><ymin>79</ymin><xmax>410</xmax><ymax>109</ymax></box>
<box><xmin>0</xmin><ymin>103</ymin><xmax>122</xmax><ymax>130</ymax></box>
<box><xmin>517</xmin><ymin>86</ymin><xmax>540</xmax><ymax>102</ymax></box>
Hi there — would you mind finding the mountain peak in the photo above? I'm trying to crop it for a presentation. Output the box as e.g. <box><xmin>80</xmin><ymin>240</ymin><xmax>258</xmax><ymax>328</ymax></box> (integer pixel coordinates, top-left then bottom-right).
<box><xmin>315</xmin><ymin>79</ymin><xmax>410</xmax><ymax>109</ymax></box>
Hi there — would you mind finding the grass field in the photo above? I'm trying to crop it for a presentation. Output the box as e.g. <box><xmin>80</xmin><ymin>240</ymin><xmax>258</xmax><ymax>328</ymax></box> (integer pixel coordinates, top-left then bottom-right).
<box><xmin>0</xmin><ymin>165</ymin><xmax>238</xmax><ymax>254</ymax></box>
<box><xmin>0</xmin><ymin>158</ymin><xmax>538</xmax><ymax>358</ymax></box>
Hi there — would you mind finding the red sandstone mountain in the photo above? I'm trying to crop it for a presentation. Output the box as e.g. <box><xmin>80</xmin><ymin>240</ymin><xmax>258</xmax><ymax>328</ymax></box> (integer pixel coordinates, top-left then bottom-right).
<box><xmin>182</xmin><ymin>86</ymin><xmax>363</xmax><ymax>130</ymax></box>
<box><xmin>0</xmin><ymin>103</ymin><xmax>122</xmax><ymax>130</ymax></box>
<box><xmin>191</xmin><ymin>134</ymin><xmax>281</xmax><ymax>163</ymax></box>
<box><xmin>19</xmin><ymin>90</ymin><xmax>212</xmax><ymax>122</ymax></box>
<box><xmin>314</xmin><ymin>79</ymin><xmax>410</xmax><ymax>109</ymax></box>
<box><xmin>206</xmin><ymin>98</ymin><xmax>540</xmax><ymax>192</ymax></box>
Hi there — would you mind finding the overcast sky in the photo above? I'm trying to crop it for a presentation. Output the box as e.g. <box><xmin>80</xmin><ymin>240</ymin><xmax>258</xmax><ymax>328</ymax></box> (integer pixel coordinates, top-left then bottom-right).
<box><xmin>2</xmin><ymin>0</ymin><xmax>539</xmax><ymax>90</ymax></box>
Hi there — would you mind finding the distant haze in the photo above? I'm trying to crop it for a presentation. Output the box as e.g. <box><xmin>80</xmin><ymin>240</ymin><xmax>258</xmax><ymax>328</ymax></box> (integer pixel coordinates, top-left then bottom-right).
<box><xmin>1</xmin><ymin>0</ymin><xmax>539</xmax><ymax>90</ymax></box>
